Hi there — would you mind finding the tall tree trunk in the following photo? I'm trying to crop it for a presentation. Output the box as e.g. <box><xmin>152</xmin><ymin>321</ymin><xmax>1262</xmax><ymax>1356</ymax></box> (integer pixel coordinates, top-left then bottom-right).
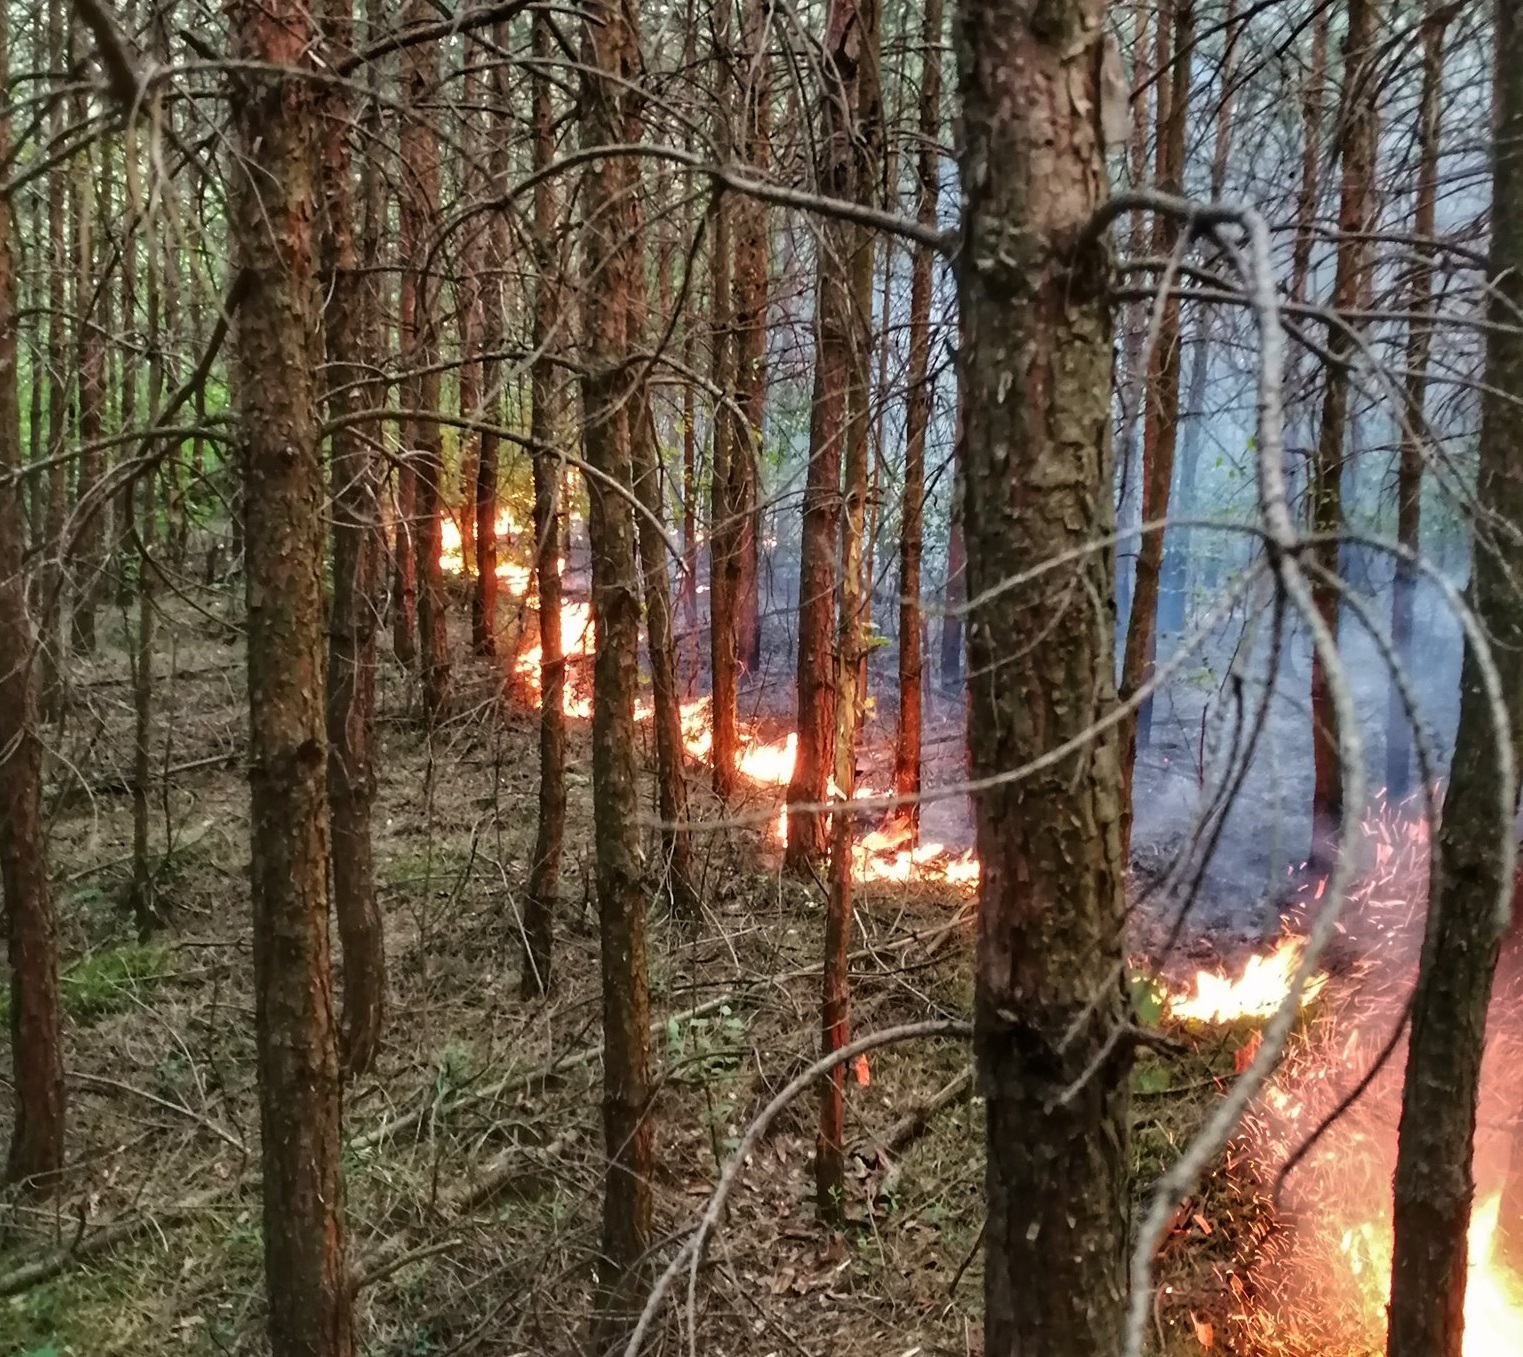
<box><xmin>816</xmin><ymin>0</ymin><xmax>881</xmax><ymax>1219</ymax></box>
<box><xmin>1309</xmin><ymin>0</ymin><xmax>1375</xmax><ymax>868</ymax></box>
<box><xmin>1386</xmin><ymin>7</ymin><xmax>1523</xmax><ymax>1351</ymax></box>
<box><xmin>708</xmin><ymin>12</ymin><xmax>739</xmax><ymax>803</ymax></box>
<box><xmin>626</xmin><ymin>172</ymin><xmax>696</xmax><ymax>914</ymax></box>
<box><xmin>471</xmin><ymin>48</ymin><xmax>507</xmax><ymax>657</ymax></box>
<box><xmin>578</xmin><ymin>0</ymin><xmax>653</xmax><ymax>1339</ymax></box>
<box><xmin>1119</xmin><ymin>0</ymin><xmax>1192</xmax><ymax>859</ymax></box>
<box><xmin>392</xmin><ymin>247</ymin><xmax>418</xmax><ymax>664</ymax></box>
<box><xmin>1114</xmin><ymin>0</ymin><xmax>1153</xmax><ymax>630</ymax></box>
<box><xmin>0</xmin><ymin>0</ymin><xmax>63</xmax><ymax>1187</ymax></box>
<box><xmin>939</xmin><ymin>477</ymin><xmax>963</xmax><ymax>690</ymax></box>
<box><xmin>1287</xmin><ymin>5</ymin><xmax>1329</xmax><ymax>504</ymax></box>
<box><xmin>784</xmin><ymin>0</ymin><xmax>871</xmax><ymax>871</ymax></box>
<box><xmin>402</xmin><ymin>11</ymin><xmax>450</xmax><ymax>720</ymax></box>
<box><xmin>731</xmin><ymin>0</ymin><xmax>770</xmax><ymax>677</ymax></box>
<box><xmin>892</xmin><ymin>0</ymin><xmax>942</xmax><ymax>834</ymax></box>
<box><xmin>320</xmin><ymin>0</ymin><xmax>386</xmax><ymax>1079</ymax></box>
<box><xmin>38</xmin><ymin>0</ymin><xmax>68</xmax><ymax>724</ymax></box>
<box><xmin>1157</xmin><ymin>0</ymin><xmax>1238</xmax><ymax>644</ymax></box>
<box><xmin>227</xmin><ymin>0</ymin><xmax>355</xmax><ymax>1347</ymax></box>
<box><xmin>522</xmin><ymin>7</ymin><xmax>565</xmax><ymax>998</ymax></box>
<box><xmin>71</xmin><ymin>109</ymin><xmax>104</xmax><ymax>654</ymax></box>
<box><xmin>957</xmin><ymin>0</ymin><xmax>1131</xmax><ymax>1350</ymax></box>
<box><xmin>1386</xmin><ymin>2</ymin><xmax>1448</xmax><ymax>800</ymax></box>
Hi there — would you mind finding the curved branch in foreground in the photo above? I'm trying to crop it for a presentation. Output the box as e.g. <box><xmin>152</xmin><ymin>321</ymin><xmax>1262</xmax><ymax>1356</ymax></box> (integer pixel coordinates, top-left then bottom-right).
<box><xmin>620</xmin><ymin>1019</ymin><xmax>973</xmax><ymax>1357</ymax></box>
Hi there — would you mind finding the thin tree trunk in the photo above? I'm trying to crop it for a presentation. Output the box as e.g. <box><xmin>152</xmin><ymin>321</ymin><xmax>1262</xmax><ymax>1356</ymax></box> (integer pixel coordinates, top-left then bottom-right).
<box><xmin>1119</xmin><ymin>0</ymin><xmax>1192</xmax><ymax>859</ymax></box>
<box><xmin>731</xmin><ymin>0</ymin><xmax>770</xmax><ymax>678</ymax></box>
<box><xmin>816</xmin><ymin>0</ymin><xmax>881</xmax><ymax>1220</ymax></box>
<box><xmin>1386</xmin><ymin>8</ymin><xmax>1523</xmax><ymax>1351</ymax></box>
<box><xmin>939</xmin><ymin>479</ymin><xmax>962</xmax><ymax>690</ymax></box>
<box><xmin>227</xmin><ymin>0</ymin><xmax>354</xmax><ymax>1346</ymax></box>
<box><xmin>1386</xmin><ymin>2</ymin><xmax>1448</xmax><ymax>800</ymax></box>
<box><xmin>0</xmin><ymin>0</ymin><xmax>64</xmax><ymax>1187</ymax></box>
<box><xmin>522</xmin><ymin>7</ymin><xmax>565</xmax><ymax>998</ymax></box>
<box><xmin>893</xmin><ymin>0</ymin><xmax>942</xmax><ymax>835</ymax></box>
<box><xmin>403</xmin><ymin>10</ymin><xmax>450</xmax><ymax>720</ymax></box>
<box><xmin>957</xmin><ymin>0</ymin><xmax>1131</xmax><ymax>1349</ymax></box>
<box><xmin>579</xmin><ymin>0</ymin><xmax>654</xmax><ymax>1337</ymax></box>
<box><xmin>321</xmin><ymin>0</ymin><xmax>386</xmax><ymax>1079</ymax></box>
<box><xmin>393</xmin><ymin>225</ymin><xmax>417</xmax><ymax>664</ymax></box>
<box><xmin>71</xmin><ymin>106</ymin><xmax>104</xmax><ymax>654</ymax></box>
<box><xmin>38</xmin><ymin>0</ymin><xmax>68</xmax><ymax>724</ymax></box>
<box><xmin>471</xmin><ymin>54</ymin><xmax>507</xmax><ymax>657</ymax></box>
<box><xmin>1309</xmin><ymin>0</ymin><xmax>1375</xmax><ymax>869</ymax></box>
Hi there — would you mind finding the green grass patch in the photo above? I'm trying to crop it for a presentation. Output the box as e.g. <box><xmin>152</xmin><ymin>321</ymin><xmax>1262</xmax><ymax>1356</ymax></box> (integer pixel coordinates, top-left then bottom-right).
<box><xmin>0</xmin><ymin>943</ymin><xmax>176</xmax><ymax>1027</ymax></box>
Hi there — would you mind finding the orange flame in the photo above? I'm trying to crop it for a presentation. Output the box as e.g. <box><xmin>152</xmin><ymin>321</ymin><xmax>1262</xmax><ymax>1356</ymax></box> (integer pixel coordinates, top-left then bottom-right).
<box><xmin>1168</xmin><ymin>937</ymin><xmax>1327</xmax><ymax>1024</ymax></box>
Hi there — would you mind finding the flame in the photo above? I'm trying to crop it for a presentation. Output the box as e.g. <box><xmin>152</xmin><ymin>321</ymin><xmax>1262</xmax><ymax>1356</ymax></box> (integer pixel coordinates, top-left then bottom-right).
<box><xmin>438</xmin><ymin>507</ymin><xmax>525</xmax><ymax>577</ymax></box>
<box><xmin>1168</xmin><ymin>936</ymin><xmax>1327</xmax><ymax>1024</ymax></box>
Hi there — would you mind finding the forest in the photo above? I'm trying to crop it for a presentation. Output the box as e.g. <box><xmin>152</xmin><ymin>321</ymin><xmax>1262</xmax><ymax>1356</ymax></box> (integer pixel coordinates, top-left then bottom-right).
<box><xmin>2</xmin><ymin>0</ymin><xmax>1522</xmax><ymax>1352</ymax></box>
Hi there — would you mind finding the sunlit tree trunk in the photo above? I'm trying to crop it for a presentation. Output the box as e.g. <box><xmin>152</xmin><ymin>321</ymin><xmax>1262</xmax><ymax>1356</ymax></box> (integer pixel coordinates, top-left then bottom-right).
<box><xmin>578</xmin><ymin>0</ymin><xmax>654</xmax><ymax>1339</ymax></box>
<box><xmin>321</xmin><ymin>0</ymin><xmax>386</xmax><ymax>1078</ymax></box>
<box><xmin>0</xmin><ymin>0</ymin><xmax>63</xmax><ymax>1188</ymax></box>
<box><xmin>1309</xmin><ymin>0</ymin><xmax>1375</xmax><ymax>868</ymax></box>
<box><xmin>522</xmin><ymin>8</ymin><xmax>565</xmax><ymax>998</ymax></box>
<box><xmin>1386</xmin><ymin>2</ymin><xmax>1449</xmax><ymax>801</ymax></box>
<box><xmin>893</xmin><ymin>0</ymin><xmax>942</xmax><ymax>835</ymax></box>
<box><xmin>1387</xmin><ymin>8</ymin><xmax>1523</xmax><ymax>1350</ymax></box>
<box><xmin>957</xmin><ymin>0</ymin><xmax>1131</xmax><ymax>1348</ymax></box>
<box><xmin>1119</xmin><ymin>0</ymin><xmax>1192</xmax><ymax>858</ymax></box>
<box><xmin>227</xmin><ymin>0</ymin><xmax>355</xmax><ymax>1345</ymax></box>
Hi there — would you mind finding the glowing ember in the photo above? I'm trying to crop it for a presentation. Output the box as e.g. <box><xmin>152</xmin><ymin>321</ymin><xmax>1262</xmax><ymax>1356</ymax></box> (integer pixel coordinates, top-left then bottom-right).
<box><xmin>1168</xmin><ymin>936</ymin><xmax>1327</xmax><ymax>1024</ymax></box>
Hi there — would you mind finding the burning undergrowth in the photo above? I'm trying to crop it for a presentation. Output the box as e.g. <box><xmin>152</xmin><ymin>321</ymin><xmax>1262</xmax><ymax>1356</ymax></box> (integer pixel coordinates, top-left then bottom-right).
<box><xmin>1163</xmin><ymin>794</ymin><xmax>1523</xmax><ymax>1354</ymax></box>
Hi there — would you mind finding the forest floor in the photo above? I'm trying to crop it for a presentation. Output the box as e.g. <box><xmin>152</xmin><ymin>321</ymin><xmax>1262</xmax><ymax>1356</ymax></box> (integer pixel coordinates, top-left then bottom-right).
<box><xmin>0</xmin><ymin>596</ymin><xmax>1308</xmax><ymax>1357</ymax></box>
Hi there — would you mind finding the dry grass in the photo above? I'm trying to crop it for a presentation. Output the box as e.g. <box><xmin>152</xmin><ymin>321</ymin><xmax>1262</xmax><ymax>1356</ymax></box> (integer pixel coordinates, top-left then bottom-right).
<box><xmin>0</xmin><ymin>598</ymin><xmax>1279</xmax><ymax>1357</ymax></box>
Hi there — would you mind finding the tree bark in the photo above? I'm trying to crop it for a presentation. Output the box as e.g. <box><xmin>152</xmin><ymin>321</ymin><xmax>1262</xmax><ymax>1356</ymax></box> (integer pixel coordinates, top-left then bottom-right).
<box><xmin>0</xmin><ymin>0</ymin><xmax>64</xmax><ymax>1188</ymax></box>
<box><xmin>320</xmin><ymin>0</ymin><xmax>386</xmax><ymax>1079</ymax></box>
<box><xmin>402</xmin><ymin>7</ymin><xmax>451</xmax><ymax>720</ymax></box>
<box><xmin>956</xmin><ymin>0</ymin><xmax>1131</xmax><ymax>1350</ymax></box>
<box><xmin>522</xmin><ymin>6</ymin><xmax>565</xmax><ymax>998</ymax></box>
<box><xmin>227</xmin><ymin>0</ymin><xmax>355</xmax><ymax>1345</ymax></box>
<box><xmin>578</xmin><ymin>0</ymin><xmax>654</xmax><ymax>1339</ymax></box>
<box><xmin>1119</xmin><ymin>0</ymin><xmax>1192</xmax><ymax>859</ymax></box>
<box><xmin>1386</xmin><ymin>7</ymin><xmax>1523</xmax><ymax>1352</ymax></box>
<box><xmin>784</xmin><ymin>0</ymin><xmax>873</xmax><ymax>872</ymax></box>
<box><xmin>1386</xmin><ymin>2</ymin><xmax>1448</xmax><ymax>801</ymax></box>
<box><xmin>816</xmin><ymin>0</ymin><xmax>880</xmax><ymax>1218</ymax></box>
<box><xmin>1309</xmin><ymin>0</ymin><xmax>1375</xmax><ymax>869</ymax></box>
<box><xmin>70</xmin><ymin>110</ymin><xmax>105</xmax><ymax>654</ymax></box>
<box><xmin>892</xmin><ymin>0</ymin><xmax>942</xmax><ymax>835</ymax></box>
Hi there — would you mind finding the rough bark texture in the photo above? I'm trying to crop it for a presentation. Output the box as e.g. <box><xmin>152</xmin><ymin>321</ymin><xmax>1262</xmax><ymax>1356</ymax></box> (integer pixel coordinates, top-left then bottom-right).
<box><xmin>784</xmin><ymin>0</ymin><xmax>873</xmax><ymax>871</ymax></box>
<box><xmin>227</xmin><ymin>0</ymin><xmax>355</xmax><ymax>1346</ymax></box>
<box><xmin>0</xmin><ymin>0</ymin><xmax>64</xmax><ymax>1185</ymax></box>
<box><xmin>892</xmin><ymin>0</ymin><xmax>942</xmax><ymax>832</ymax></box>
<box><xmin>578</xmin><ymin>0</ymin><xmax>654</xmax><ymax>1339</ymax></box>
<box><xmin>522</xmin><ymin>7</ymin><xmax>565</xmax><ymax>998</ymax></box>
<box><xmin>1385</xmin><ymin>7</ymin><xmax>1523</xmax><ymax>1353</ymax></box>
<box><xmin>38</xmin><ymin>0</ymin><xmax>67</xmax><ymax>724</ymax></box>
<box><xmin>955</xmin><ymin>0</ymin><xmax>1132</xmax><ymax>1351</ymax></box>
<box><xmin>1386</xmin><ymin>3</ymin><xmax>1448</xmax><ymax>800</ymax></box>
<box><xmin>320</xmin><ymin>0</ymin><xmax>386</xmax><ymax>1079</ymax></box>
<box><xmin>1309</xmin><ymin>0</ymin><xmax>1374</xmax><ymax>867</ymax></box>
<box><xmin>1119</xmin><ymin>0</ymin><xmax>1191</xmax><ymax>859</ymax></box>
